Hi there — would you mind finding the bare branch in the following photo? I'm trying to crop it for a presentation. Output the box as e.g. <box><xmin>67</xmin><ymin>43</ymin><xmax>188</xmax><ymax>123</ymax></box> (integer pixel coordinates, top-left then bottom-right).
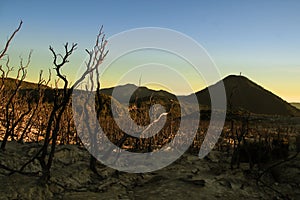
<box><xmin>5</xmin><ymin>56</ymin><xmax>14</xmax><ymax>78</ymax></box>
<box><xmin>72</xmin><ymin>26</ymin><xmax>108</xmax><ymax>89</ymax></box>
<box><xmin>49</xmin><ymin>43</ymin><xmax>77</xmax><ymax>95</ymax></box>
<box><xmin>0</xmin><ymin>21</ymin><xmax>23</xmax><ymax>60</ymax></box>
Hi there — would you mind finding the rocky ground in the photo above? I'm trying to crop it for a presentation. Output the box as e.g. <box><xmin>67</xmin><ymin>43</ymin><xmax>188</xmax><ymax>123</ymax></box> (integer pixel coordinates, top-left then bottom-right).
<box><xmin>0</xmin><ymin>141</ymin><xmax>299</xmax><ymax>200</ymax></box>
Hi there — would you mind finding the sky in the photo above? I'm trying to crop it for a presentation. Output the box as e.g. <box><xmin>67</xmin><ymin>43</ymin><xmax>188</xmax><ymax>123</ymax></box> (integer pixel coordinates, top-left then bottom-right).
<box><xmin>0</xmin><ymin>0</ymin><xmax>300</xmax><ymax>102</ymax></box>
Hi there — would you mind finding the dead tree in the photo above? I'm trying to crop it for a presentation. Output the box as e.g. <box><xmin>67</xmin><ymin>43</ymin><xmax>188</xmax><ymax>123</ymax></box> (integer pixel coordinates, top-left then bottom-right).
<box><xmin>37</xmin><ymin>27</ymin><xmax>108</xmax><ymax>183</ymax></box>
<box><xmin>0</xmin><ymin>51</ymin><xmax>32</xmax><ymax>150</ymax></box>
<box><xmin>18</xmin><ymin>70</ymin><xmax>51</xmax><ymax>142</ymax></box>
<box><xmin>0</xmin><ymin>25</ymin><xmax>108</xmax><ymax>181</ymax></box>
<box><xmin>0</xmin><ymin>21</ymin><xmax>37</xmax><ymax>149</ymax></box>
<box><xmin>230</xmin><ymin>110</ymin><xmax>251</xmax><ymax>169</ymax></box>
<box><xmin>37</xmin><ymin>43</ymin><xmax>78</xmax><ymax>182</ymax></box>
<box><xmin>79</xmin><ymin>27</ymin><xmax>108</xmax><ymax>177</ymax></box>
<box><xmin>0</xmin><ymin>21</ymin><xmax>23</xmax><ymax>148</ymax></box>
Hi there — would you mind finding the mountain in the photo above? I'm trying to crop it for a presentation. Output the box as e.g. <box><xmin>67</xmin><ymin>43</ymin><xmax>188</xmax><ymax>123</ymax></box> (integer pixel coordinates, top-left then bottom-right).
<box><xmin>1</xmin><ymin>77</ymin><xmax>49</xmax><ymax>90</ymax></box>
<box><xmin>3</xmin><ymin>76</ymin><xmax>299</xmax><ymax>117</ymax></box>
<box><xmin>100</xmin><ymin>84</ymin><xmax>177</xmax><ymax>104</ymax></box>
<box><xmin>186</xmin><ymin>75</ymin><xmax>300</xmax><ymax>116</ymax></box>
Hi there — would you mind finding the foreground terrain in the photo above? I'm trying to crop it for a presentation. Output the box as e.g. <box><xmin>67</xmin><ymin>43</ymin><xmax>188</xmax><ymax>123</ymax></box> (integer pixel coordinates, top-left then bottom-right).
<box><xmin>0</xmin><ymin>141</ymin><xmax>299</xmax><ymax>200</ymax></box>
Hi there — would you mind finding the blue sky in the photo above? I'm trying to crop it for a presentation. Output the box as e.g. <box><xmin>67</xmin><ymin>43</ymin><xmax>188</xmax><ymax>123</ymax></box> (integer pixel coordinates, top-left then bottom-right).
<box><xmin>0</xmin><ymin>0</ymin><xmax>300</xmax><ymax>102</ymax></box>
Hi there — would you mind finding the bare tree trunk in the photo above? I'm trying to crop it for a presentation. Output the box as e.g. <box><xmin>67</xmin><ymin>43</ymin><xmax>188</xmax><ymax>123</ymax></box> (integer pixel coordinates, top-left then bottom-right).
<box><xmin>38</xmin><ymin>26</ymin><xmax>108</xmax><ymax>183</ymax></box>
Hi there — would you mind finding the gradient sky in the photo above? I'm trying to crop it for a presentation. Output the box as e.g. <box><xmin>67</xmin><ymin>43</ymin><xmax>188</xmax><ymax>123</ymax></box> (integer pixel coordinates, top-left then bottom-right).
<box><xmin>0</xmin><ymin>0</ymin><xmax>299</xmax><ymax>102</ymax></box>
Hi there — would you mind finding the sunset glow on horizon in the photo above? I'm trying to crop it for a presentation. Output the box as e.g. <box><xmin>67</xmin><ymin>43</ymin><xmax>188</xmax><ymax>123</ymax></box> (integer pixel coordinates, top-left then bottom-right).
<box><xmin>1</xmin><ymin>0</ymin><xmax>300</xmax><ymax>102</ymax></box>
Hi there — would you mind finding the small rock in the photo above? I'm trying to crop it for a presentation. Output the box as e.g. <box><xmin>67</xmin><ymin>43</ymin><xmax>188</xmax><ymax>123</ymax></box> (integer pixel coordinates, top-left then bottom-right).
<box><xmin>186</xmin><ymin>155</ymin><xmax>199</xmax><ymax>164</ymax></box>
<box><xmin>205</xmin><ymin>151</ymin><xmax>222</xmax><ymax>163</ymax></box>
<box><xmin>146</xmin><ymin>175</ymin><xmax>165</xmax><ymax>184</ymax></box>
<box><xmin>217</xmin><ymin>178</ymin><xmax>232</xmax><ymax>189</ymax></box>
<box><xmin>191</xmin><ymin>168</ymin><xmax>199</xmax><ymax>174</ymax></box>
<box><xmin>49</xmin><ymin>183</ymin><xmax>64</xmax><ymax>194</ymax></box>
<box><xmin>179</xmin><ymin>177</ymin><xmax>205</xmax><ymax>187</ymax></box>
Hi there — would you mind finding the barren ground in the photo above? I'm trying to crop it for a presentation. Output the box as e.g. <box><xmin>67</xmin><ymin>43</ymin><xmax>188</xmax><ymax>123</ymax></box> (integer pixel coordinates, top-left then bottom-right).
<box><xmin>0</xmin><ymin>141</ymin><xmax>299</xmax><ymax>200</ymax></box>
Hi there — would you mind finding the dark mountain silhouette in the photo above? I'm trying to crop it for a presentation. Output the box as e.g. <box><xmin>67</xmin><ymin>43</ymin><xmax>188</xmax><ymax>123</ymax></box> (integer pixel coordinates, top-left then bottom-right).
<box><xmin>187</xmin><ymin>75</ymin><xmax>300</xmax><ymax>116</ymax></box>
<box><xmin>1</xmin><ymin>78</ymin><xmax>52</xmax><ymax>103</ymax></box>
<box><xmin>3</xmin><ymin>76</ymin><xmax>299</xmax><ymax>117</ymax></box>
<box><xmin>1</xmin><ymin>77</ymin><xmax>49</xmax><ymax>90</ymax></box>
<box><xmin>101</xmin><ymin>84</ymin><xmax>177</xmax><ymax>104</ymax></box>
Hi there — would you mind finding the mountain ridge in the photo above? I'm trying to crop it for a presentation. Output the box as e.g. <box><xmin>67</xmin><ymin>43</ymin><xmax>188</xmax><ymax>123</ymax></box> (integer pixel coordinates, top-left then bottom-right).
<box><xmin>3</xmin><ymin>75</ymin><xmax>299</xmax><ymax>116</ymax></box>
<box><xmin>189</xmin><ymin>75</ymin><xmax>300</xmax><ymax>116</ymax></box>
